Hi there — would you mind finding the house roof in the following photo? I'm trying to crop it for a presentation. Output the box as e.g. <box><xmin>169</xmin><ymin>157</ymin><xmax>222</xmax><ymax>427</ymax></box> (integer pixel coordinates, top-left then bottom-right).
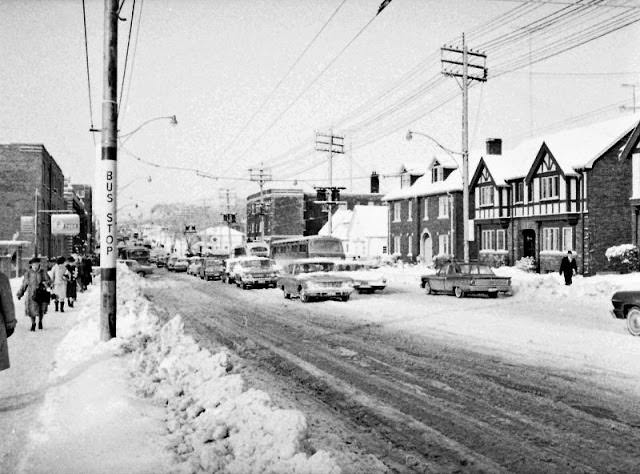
<box><xmin>349</xmin><ymin>205</ymin><xmax>388</xmax><ymax>239</ymax></box>
<box><xmin>318</xmin><ymin>209</ymin><xmax>352</xmax><ymax>240</ymax></box>
<box><xmin>478</xmin><ymin>113</ymin><xmax>640</xmax><ymax>185</ymax></box>
<box><xmin>382</xmin><ymin>167</ymin><xmax>463</xmax><ymax>200</ymax></box>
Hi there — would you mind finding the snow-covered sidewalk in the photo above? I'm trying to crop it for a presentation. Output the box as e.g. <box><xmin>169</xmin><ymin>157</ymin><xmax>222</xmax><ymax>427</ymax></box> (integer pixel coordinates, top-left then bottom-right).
<box><xmin>1</xmin><ymin>268</ymin><xmax>340</xmax><ymax>474</ymax></box>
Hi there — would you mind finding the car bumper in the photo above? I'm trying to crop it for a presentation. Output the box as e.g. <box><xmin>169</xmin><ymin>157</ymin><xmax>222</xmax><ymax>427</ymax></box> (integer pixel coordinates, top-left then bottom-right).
<box><xmin>243</xmin><ymin>278</ymin><xmax>277</xmax><ymax>285</ymax></box>
<box><xmin>307</xmin><ymin>289</ymin><xmax>352</xmax><ymax>297</ymax></box>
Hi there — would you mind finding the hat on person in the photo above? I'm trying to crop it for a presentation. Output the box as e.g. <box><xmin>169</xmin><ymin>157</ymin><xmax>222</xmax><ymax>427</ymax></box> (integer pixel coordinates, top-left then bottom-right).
<box><xmin>29</xmin><ymin>257</ymin><xmax>41</xmax><ymax>264</ymax></box>
<box><xmin>57</xmin><ymin>256</ymin><xmax>66</xmax><ymax>265</ymax></box>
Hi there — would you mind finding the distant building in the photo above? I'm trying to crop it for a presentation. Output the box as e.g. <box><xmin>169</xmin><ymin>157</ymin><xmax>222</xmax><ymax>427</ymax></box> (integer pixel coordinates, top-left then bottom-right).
<box><xmin>246</xmin><ymin>173</ymin><xmax>384</xmax><ymax>242</ymax></box>
<box><xmin>318</xmin><ymin>205</ymin><xmax>388</xmax><ymax>258</ymax></box>
<box><xmin>64</xmin><ymin>181</ymin><xmax>93</xmax><ymax>255</ymax></box>
<box><xmin>0</xmin><ymin>143</ymin><xmax>66</xmax><ymax>258</ymax></box>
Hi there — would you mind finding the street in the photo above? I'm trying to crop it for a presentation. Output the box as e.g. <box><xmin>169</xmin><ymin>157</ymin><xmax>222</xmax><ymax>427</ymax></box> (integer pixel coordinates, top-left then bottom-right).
<box><xmin>145</xmin><ymin>269</ymin><xmax>640</xmax><ymax>473</ymax></box>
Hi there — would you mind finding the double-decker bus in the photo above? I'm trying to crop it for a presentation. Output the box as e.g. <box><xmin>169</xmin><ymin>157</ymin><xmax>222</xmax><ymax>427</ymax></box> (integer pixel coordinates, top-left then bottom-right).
<box><xmin>270</xmin><ymin>236</ymin><xmax>345</xmax><ymax>263</ymax></box>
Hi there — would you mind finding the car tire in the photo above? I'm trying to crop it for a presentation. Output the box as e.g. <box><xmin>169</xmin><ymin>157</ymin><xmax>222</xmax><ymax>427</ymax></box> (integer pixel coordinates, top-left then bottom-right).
<box><xmin>137</xmin><ymin>271</ymin><xmax>145</xmax><ymax>277</ymax></box>
<box><xmin>627</xmin><ymin>307</ymin><xmax>640</xmax><ymax>336</ymax></box>
<box><xmin>425</xmin><ymin>282</ymin><xmax>432</xmax><ymax>295</ymax></box>
<box><xmin>454</xmin><ymin>287</ymin><xmax>464</xmax><ymax>298</ymax></box>
<box><xmin>300</xmin><ymin>288</ymin><xmax>310</xmax><ymax>303</ymax></box>
<box><xmin>488</xmin><ymin>291</ymin><xmax>498</xmax><ymax>299</ymax></box>
<box><xmin>341</xmin><ymin>294</ymin><xmax>350</xmax><ymax>302</ymax></box>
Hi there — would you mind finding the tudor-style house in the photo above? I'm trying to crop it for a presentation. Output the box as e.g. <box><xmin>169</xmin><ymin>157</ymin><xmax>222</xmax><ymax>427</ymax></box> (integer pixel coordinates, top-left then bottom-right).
<box><xmin>383</xmin><ymin>158</ymin><xmax>465</xmax><ymax>264</ymax></box>
<box><xmin>469</xmin><ymin>114</ymin><xmax>640</xmax><ymax>275</ymax></box>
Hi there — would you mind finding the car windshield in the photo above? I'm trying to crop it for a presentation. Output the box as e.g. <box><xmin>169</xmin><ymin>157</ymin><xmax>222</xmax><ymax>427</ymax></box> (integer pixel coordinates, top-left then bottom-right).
<box><xmin>299</xmin><ymin>262</ymin><xmax>335</xmax><ymax>273</ymax></box>
<box><xmin>243</xmin><ymin>260</ymin><xmax>273</xmax><ymax>269</ymax></box>
<box><xmin>177</xmin><ymin>259</ymin><xmax>188</xmax><ymax>264</ymax></box>
<box><xmin>335</xmin><ymin>263</ymin><xmax>364</xmax><ymax>271</ymax></box>
<box><xmin>204</xmin><ymin>258</ymin><xmax>222</xmax><ymax>264</ymax></box>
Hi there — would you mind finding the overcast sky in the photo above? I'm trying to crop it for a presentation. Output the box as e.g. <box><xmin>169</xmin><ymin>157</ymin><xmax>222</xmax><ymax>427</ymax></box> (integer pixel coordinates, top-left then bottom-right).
<box><xmin>1</xmin><ymin>0</ymin><xmax>639</xmax><ymax>215</ymax></box>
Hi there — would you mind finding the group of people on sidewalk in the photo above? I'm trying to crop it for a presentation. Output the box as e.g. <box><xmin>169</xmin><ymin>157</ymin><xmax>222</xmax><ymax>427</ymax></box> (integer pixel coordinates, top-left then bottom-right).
<box><xmin>0</xmin><ymin>254</ymin><xmax>94</xmax><ymax>372</ymax></box>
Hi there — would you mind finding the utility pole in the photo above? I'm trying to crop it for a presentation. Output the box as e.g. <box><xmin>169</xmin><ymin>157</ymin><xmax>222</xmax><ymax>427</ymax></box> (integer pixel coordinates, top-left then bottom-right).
<box><xmin>441</xmin><ymin>33</ymin><xmax>487</xmax><ymax>262</ymax></box>
<box><xmin>248</xmin><ymin>163</ymin><xmax>272</xmax><ymax>242</ymax></box>
<box><xmin>99</xmin><ymin>0</ymin><xmax>118</xmax><ymax>341</ymax></box>
<box><xmin>315</xmin><ymin>130</ymin><xmax>345</xmax><ymax>236</ymax></box>
<box><xmin>219</xmin><ymin>188</ymin><xmax>235</xmax><ymax>253</ymax></box>
<box><xmin>621</xmin><ymin>83</ymin><xmax>640</xmax><ymax>112</ymax></box>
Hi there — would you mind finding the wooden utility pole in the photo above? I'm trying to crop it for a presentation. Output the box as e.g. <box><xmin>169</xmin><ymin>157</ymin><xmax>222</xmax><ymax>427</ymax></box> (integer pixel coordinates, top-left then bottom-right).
<box><xmin>315</xmin><ymin>130</ymin><xmax>345</xmax><ymax>236</ymax></box>
<box><xmin>100</xmin><ymin>0</ymin><xmax>118</xmax><ymax>340</ymax></box>
<box><xmin>249</xmin><ymin>163</ymin><xmax>272</xmax><ymax>242</ymax></box>
<box><xmin>441</xmin><ymin>34</ymin><xmax>487</xmax><ymax>262</ymax></box>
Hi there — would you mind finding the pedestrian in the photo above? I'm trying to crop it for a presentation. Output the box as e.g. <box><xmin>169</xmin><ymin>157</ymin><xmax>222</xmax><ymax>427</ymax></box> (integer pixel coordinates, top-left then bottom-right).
<box><xmin>1</xmin><ymin>269</ymin><xmax>17</xmax><ymax>371</ymax></box>
<box><xmin>559</xmin><ymin>250</ymin><xmax>578</xmax><ymax>286</ymax></box>
<box><xmin>51</xmin><ymin>256</ymin><xmax>69</xmax><ymax>312</ymax></box>
<box><xmin>16</xmin><ymin>257</ymin><xmax>51</xmax><ymax>331</ymax></box>
<box><xmin>82</xmin><ymin>256</ymin><xmax>93</xmax><ymax>288</ymax></box>
<box><xmin>65</xmin><ymin>257</ymin><xmax>77</xmax><ymax>308</ymax></box>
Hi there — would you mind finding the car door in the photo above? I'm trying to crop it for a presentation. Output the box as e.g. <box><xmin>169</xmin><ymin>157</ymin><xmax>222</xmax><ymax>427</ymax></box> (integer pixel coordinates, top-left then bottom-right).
<box><xmin>429</xmin><ymin>265</ymin><xmax>448</xmax><ymax>291</ymax></box>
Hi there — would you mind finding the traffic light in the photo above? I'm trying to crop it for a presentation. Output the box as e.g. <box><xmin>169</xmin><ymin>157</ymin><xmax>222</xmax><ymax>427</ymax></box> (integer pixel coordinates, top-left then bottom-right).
<box><xmin>331</xmin><ymin>188</ymin><xmax>341</xmax><ymax>202</ymax></box>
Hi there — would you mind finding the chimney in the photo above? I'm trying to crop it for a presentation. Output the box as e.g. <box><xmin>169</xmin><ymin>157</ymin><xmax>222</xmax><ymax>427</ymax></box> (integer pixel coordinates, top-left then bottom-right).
<box><xmin>370</xmin><ymin>171</ymin><xmax>380</xmax><ymax>194</ymax></box>
<box><xmin>486</xmin><ymin>138</ymin><xmax>502</xmax><ymax>156</ymax></box>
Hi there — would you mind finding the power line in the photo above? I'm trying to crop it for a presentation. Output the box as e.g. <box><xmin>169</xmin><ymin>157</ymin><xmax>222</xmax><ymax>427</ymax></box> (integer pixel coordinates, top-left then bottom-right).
<box><xmin>119</xmin><ymin>0</ymin><xmax>144</xmax><ymax>128</ymax></box>
<box><xmin>118</xmin><ymin>0</ymin><xmax>136</xmax><ymax>123</ymax></box>
<box><xmin>216</xmin><ymin>0</ymin><xmax>349</xmax><ymax>162</ymax></box>
<box><xmin>81</xmin><ymin>0</ymin><xmax>95</xmax><ymax>145</ymax></box>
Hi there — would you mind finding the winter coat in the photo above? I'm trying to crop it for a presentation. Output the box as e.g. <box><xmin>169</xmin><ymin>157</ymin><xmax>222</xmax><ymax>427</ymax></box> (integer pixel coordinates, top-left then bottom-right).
<box><xmin>559</xmin><ymin>257</ymin><xmax>577</xmax><ymax>278</ymax></box>
<box><xmin>66</xmin><ymin>264</ymin><xmax>77</xmax><ymax>299</ymax></box>
<box><xmin>51</xmin><ymin>264</ymin><xmax>69</xmax><ymax>299</ymax></box>
<box><xmin>0</xmin><ymin>271</ymin><xmax>17</xmax><ymax>371</ymax></box>
<box><xmin>17</xmin><ymin>268</ymin><xmax>51</xmax><ymax>319</ymax></box>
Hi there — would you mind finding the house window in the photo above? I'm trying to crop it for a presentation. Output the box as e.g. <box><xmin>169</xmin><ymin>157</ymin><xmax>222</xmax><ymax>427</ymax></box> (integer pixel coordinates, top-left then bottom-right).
<box><xmin>438</xmin><ymin>234</ymin><xmax>450</xmax><ymax>255</ymax></box>
<box><xmin>438</xmin><ymin>196</ymin><xmax>449</xmax><ymax>218</ymax></box>
<box><xmin>562</xmin><ymin>227</ymin><xmax>573</xmax><ymax>252</ymax></box>
<box><xmin>407</xmin><ymin>200</ymin><xmax>413</xmax><ymax>221</ymax></box>
<box><xmin>514</xmin><ymin>181</ymin><xmax>524</xmax><ymax>203</ymax></box>
<box><xmin>423</xmin><ymin>198</ymin><xmax>429</xmax><ymax>220</ymax></box>
<box><xmin>496</xmin><ymin>229</ymin><xmax>506</xmax><ymax>251</ymax></box>
<box><xmin>393</xmin><ymin>202</ymin><xmax>401</xmax><ymax>222</ymax></box>
<box><xmin>540</xmin><ymin>176</ymin><xmax>559</xmax><ymax>200</ymax></box>
<box><xmin>401</xmin><ymin>173</ymin><xmax>411</xmax><ymax>189</ymax></box>
<box><xmin>479</xmin><ymin>186</ymin><xmax>494</xmax><ymax>207</ymax></box>
<box><xmin>393</xmin><ymin>235</ymin><xmax>401</xmax><ymax>254</ymax></box>
<box><xmin>542</xmin><ymin>227</ymin><xmax>560</xmax><ymax>251</ymax></box>
<box><xmin>633</xmin><ymin>153</ymin><xmax>640</xmax><ymax>199</ymax></box>
<box><xmin>431</xmin><ymin>166</ymin><xmax>444</xmax><ymax>183</ymax></box>
<box><xmin>527</xmin><ymin>182</ymin><xmax>534</xmax><ymax>202</ymax></box>
<box><xmin>408</xmin><ymin>235</ymin><xmax>413</xmax><ymax>256</ymax></box>
<box><xmin>481</xmin><ymin>230</ymin><xmax>494</xmax><ymax>250</ymax></box>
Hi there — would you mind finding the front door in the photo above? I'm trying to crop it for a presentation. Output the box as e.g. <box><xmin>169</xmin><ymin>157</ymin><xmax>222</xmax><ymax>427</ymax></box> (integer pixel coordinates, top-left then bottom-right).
<box><xmin>422</xmin><ymin>232</ymin><xmax>433</xmax><ymax>265</ymax></box>
<box><xmin>523</xmin><ymin>230</ymin><xmax>536</xmax><ymax>258</ymax></box>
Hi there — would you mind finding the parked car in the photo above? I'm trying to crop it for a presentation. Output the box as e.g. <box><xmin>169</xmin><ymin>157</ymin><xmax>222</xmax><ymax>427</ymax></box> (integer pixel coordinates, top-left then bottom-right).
<box><xmin>231</xmin><ymin>257</ymin><xmax>279</xmax><ymax>289</ymax></box>
<box><xmin>277</xmin><ymin>259</ymin><xmax>353</xmax><ymax>302</ymax></box>
<box><xmin>173</xmin><ymin>258</ymin><xmax>189</xmax><ymax>272</ymax></box>
<box><xmin>118</xmin><ymin>259</ymin><xmax>154</xmax><ymax>277</ymax></box>
<box><xmin>422</xmin><ymin>262</ymin><xmax>512</xmax><ymax>298</ymax></box>
<box><xmin>187</xmin><ymin>257</ymin><xmax>202</xmax><ymax>276</ymax></box>
<box><xmin>611</xmin><ymin>291</ymin><xmax>640</xmax><ymax>336</ymax></box>
<box><xmin>166</xmin><ymin>256</ymin><xmax>178</xmax><ymax>271</ymax></box>
<box><xmin>331</xmin><ymin>261</ymin><xmax>386</xmax><ymax>293</ymax></box>
<box><xmin>222</xmin><ymin>258</ymin><xmax>240</xmax><ymax>284</ymax></box>
<box><xmin>199</xmin><ymin>257</ymin><xmax>225</xmax><ymax>281</ymax></box>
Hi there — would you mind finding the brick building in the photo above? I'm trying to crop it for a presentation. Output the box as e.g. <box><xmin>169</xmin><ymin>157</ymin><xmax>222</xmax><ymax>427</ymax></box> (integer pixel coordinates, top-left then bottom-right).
<box><xmin>469</xmin><ymin>114</ymin><xmax>640</xmax><ymax>274</ymax></box>
<box><xmin>246</xmin><ymin>180</ymin><xmax>384</xmax><ymax>242</ymax></box>
<box><xmin>66</xmin><ymin>183</ymin><xmax>93</xmax><ymax>254</ymax></box>
<box><xmin>0</xmin><ymin>144</ymin><xmax>66</xmax><ymax>258</ymax></box>
<box><xmin>383</xmin><ymin>160</ymin><xmax>465</xmax><ymax>264</ymax></box>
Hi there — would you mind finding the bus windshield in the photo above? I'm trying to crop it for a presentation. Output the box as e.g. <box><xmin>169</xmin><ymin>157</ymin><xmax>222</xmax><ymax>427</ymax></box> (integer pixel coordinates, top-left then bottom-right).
<box><xmin>310</xmin><ymin>239</ymin><xmax>343</xmax><ymax>254</ymax></box>
<box><xmin>243</xmin><ymin>259</ymin><xmax>273</xmax><ymax>269</ymax></box>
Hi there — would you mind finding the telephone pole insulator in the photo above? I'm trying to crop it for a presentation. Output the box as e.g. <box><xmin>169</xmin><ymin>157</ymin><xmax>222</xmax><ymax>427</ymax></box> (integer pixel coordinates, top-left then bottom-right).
<box><xmin>315</xmin><ymin>131</ymin><xmax>345</xmax><ymax>236</ymax></box>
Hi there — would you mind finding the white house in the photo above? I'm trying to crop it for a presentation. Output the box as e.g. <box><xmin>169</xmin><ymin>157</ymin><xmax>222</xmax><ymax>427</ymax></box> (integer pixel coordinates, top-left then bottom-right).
<box><xmin>319</xmin><ymin>205</ymin><xmax>388</xmax><ymax>258</ymax></box>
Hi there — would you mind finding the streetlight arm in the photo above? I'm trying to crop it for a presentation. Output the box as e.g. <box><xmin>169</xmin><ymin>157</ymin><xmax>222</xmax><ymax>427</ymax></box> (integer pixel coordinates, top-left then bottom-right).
<box><xmin>406</xmin><ymin>130</ymin><xmax>463</xmax><ymax>157</ymax></box>
<box><xmin>119</xmin><ymin>115</ymin><xmax>178</xmax><ymax>143</ymax></box>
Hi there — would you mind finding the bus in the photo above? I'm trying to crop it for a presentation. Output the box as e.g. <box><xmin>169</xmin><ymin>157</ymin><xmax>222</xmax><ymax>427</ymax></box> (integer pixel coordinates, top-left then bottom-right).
<box><xmin>119</xmin><ymin>245</ymin><xmax>151</xmax><ymax>264</ymax></box>
<box><xmin>232</xmin><ymin>242</ymin><xmax>270</xmax><ymax>258</ymax></box>
<box><xmin>270</xmin><ymin>236</ymin><xmax>345</xmax><ymax>263</ymax></box>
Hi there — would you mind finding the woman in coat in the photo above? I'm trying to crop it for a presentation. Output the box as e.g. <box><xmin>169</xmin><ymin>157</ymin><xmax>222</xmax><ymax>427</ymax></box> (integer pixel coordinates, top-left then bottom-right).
<box><xmin>65</xmin><ymin>257</ymin><xmax>77</xmax><ymax>308</ymax></box>
<box><xmin>1</xmin><ymin>270</ymin><xmax>17</xmax><ymax>370</ymax></box>
<box><xmin>17</xmin><ymin>257</ymin><xmax>51</xmax><ymax>331</ymax></box>
<box><xmin>51</xmin><ymin>256</ymin><xmax>69</xmax><ymax>312</ymax></box>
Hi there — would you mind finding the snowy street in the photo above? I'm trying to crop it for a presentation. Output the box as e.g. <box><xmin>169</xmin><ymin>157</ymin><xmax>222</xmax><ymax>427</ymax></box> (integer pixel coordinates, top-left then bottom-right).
<box><xmin>146</xmin><ymin>267</ymin><xmax>640</xmax><ymax>473</ymax></box>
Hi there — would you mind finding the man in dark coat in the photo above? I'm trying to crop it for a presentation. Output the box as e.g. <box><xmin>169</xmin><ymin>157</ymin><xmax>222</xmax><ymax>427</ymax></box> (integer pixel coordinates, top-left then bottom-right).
<box><xmin>559</xmin><ymin>250</ymin><xmax>578</xmax><ymax>286</ymax></box>
<box><xmin>17</xmin><ymin>257</ymin><xmax>51</xmax><ymax>331</ymax></box>
<box><xmin>1</xmin><ymin>269</ymin><xmax>17</xmax><ymax>371</ymax></box>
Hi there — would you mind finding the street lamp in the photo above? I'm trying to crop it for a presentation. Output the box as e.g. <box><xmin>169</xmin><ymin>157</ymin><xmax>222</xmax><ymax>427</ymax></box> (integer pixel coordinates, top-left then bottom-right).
<box><xmin>406</xmin><ymin>129</ymin><xmax>470</xmax><ymax>262</ymax></box>
<box><xmin>118</xmin><ymin>115</ymin><xmax>178</xmax><ymax>144</ymax></box>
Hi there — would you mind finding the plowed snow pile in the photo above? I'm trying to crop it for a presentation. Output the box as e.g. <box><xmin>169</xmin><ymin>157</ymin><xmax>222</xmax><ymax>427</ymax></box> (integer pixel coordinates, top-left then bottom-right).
<box><xmin>121</xmin><ymin>271</ymin><xmax>341</xmax><ymax>474</ymax></box>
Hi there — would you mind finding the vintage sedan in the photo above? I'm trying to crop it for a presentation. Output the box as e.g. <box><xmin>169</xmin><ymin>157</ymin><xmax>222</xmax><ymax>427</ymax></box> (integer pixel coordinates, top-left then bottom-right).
<box><xmin>199</xmin><ymin>257</ymin><xmax>225</xmax><ymax>281</ymax></box>
<box><xmin>611</xmin><ymin>291</ymin><xmax>640</xmax><ymax>336</ymax></box>
<box><xmin>118</xmin><ymin>259</ymin><xmax>154</xmax><ymax>277</ymax></box>
<box><xmin>232</xmin><ymin>257</ymin><xmax>279</xmax><ymax>289</ymax></box>
<box><xmin>331</xmin><ymin>261</ymin><xmax>386</xmax><ymax>293</ymax></box>
<box><xmin>278</xmin><ymin>259</ymin><xmax>354</xmax><ymax>302</ymax></box>
<box><xmin>186</xmin><ymin>257</ymin><xmax>202</xmax><ymax>276</ymax></box>
<box><xmin>423</xmin><ymin>262</ymin><xmax>511</xmax><ymax>298</ymax></box>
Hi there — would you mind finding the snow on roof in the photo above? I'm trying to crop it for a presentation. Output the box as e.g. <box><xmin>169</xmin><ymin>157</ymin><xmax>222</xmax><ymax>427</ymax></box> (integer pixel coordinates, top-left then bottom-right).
<box><xmin>349</xmin><ymin>205</ymin><xmax>387</xmax><ymax>238</ymax></box>
<box><xmin>426</xmin><ymin>153</ymin><xmax>459</xmax><ymax>169</ymax></box>
<box><xmin>202</xmin><ymin>226</ymin><xmax>244</xmax><ymax>237</ymax></box>
<box><xmin>480</xmin><ymin>113</ymin><xmax>640</xmax><ymax>184</ymax></box>
<box><xmin>318</xmin><ymin>209</ymin><xmax>352</xmax><ymax>239</ymax></box>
